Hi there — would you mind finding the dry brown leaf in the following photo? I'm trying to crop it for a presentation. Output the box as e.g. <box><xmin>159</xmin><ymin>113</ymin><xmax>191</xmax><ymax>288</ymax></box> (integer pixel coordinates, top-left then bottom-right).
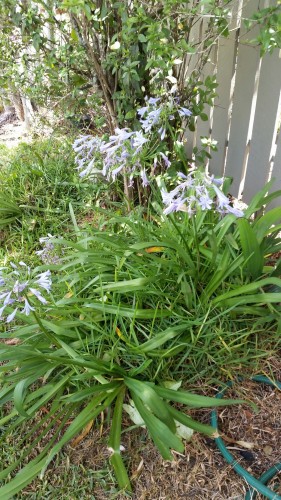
<box><xmin>71</xmin><ymin>419</ymin><xmax>94</xmax><ymax>447</ymax></box>
<box><xmin>131</xmin><ymin>459</ymin><xmax>144</xmax><ymax>481</ymax></box>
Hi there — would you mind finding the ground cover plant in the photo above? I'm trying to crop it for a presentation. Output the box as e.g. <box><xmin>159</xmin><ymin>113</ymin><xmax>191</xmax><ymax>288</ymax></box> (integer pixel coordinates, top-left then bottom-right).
<box><xmin>0</xmin><ymin>138</ymin><xmax>106</xmax><ymax>260</ymax></box>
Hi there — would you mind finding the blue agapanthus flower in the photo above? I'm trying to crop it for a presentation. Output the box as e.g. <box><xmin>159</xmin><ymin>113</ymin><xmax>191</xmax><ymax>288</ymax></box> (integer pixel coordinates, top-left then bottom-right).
<box><xmin>0</xmin><ymin>262</ymin><xmax>52</xmax><ymax>323</ymax></box>
<box><xmin>73</xmin><ymin>96</ymin><xmax>192</xmax><ymax>188</ymax></box>
<box><xmin>161</xmin><ymin>171</ymin><xmax>244</xmax><ymax>218</ymax></box>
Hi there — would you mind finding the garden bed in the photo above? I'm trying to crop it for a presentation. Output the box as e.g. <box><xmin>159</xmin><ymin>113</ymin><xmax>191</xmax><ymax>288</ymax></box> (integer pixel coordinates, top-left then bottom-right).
<box><xmin>11</xmin><ymin>357</ymin><xmax>279</xmax><ymax>499</ymax></box>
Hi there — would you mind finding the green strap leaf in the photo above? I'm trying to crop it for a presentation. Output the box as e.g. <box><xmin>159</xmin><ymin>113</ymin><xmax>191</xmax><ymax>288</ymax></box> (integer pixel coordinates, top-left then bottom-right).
<box><xmin>154</xmin><ymin>385</ymin><xmax>247</xmax><ymax>409</ymax></box>
<box><xmin>125</xmin><ymin>378</ymin><xmax>176</xmax><ymax>433</ymax></box>
<box><xmin>237</xmin><ymin>218</ymin><xmax>263</xmax><ymax>278</ymax></box>
<box><xmin>109</xmin><ymin>387</ymin><xmax>132</xmax><ymax>492</ymax></box>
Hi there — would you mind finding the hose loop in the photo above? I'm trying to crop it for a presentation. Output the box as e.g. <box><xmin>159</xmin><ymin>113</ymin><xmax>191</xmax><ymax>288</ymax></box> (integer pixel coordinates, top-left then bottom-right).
<box><xmin>211</xmin><ymin>376</ymin><xmax>281</xmax><ymax>500</ymax></box>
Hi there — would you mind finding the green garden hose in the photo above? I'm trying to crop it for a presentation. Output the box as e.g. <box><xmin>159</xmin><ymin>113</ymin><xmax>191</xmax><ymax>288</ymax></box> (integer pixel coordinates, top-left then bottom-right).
<box><xmin>245</xmin><ymin>464</ymin><xmax>281</xmax><ymax>500</ymax></box>
<box><xmin>211</xmin><ymin>376</ymin><xmax>281</xmax><ymax>500</ymax></box>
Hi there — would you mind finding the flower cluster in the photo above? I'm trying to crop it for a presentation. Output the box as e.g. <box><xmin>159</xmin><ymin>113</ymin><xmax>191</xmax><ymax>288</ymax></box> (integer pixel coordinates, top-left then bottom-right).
<box><xmin>161</xmin><ymin>171</ymin><xmax>244</xmax><ymax>217</ymax></box>
<box><xmin>73</xmin><ymin>96</ymin><xmax>192</xmax><ymax>186</ymax></box>
<box><xmin>0</xmin><ymin>262</ymin><xmax>52</xmax><ymax>323</ymax></box>
<box><xmin>74</xmin><ymin>128</ymin><xmax>150</xmax><ymax>187</ymax></box>
<box><xmin>138</xmin><ymin>96</ymin><xmax>192</xmax><ymax>140</ymax></box>
<box><xmin>36</xmin><ymin>234</ymin><xmax>63</xmax><ymax>265</ymax></box>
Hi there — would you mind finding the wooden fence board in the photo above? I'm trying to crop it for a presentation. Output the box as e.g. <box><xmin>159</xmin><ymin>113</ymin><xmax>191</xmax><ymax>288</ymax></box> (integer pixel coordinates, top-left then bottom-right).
<box><xmin>208</xmin><ymin>1</ymin><xmax>242</xmax><ymax>177</ymax></box>
<box><xmin>242</xmin><ymin>50</ymin><xmax>281</xmax><ymax>204</ymax></box>
<box><xmin>208</xmin><ymin>35</ymin><xmax>237</xmax><ymax>177</ymax></box>
<box><xmin>269</xmin><ymin>131</ymin><xmax>281</xmax><ymax>209</ymax></box>
<box><xmin>222</xmin><ymin>44</ymin><xmax>260</xmax><ymax>197</ymax></box>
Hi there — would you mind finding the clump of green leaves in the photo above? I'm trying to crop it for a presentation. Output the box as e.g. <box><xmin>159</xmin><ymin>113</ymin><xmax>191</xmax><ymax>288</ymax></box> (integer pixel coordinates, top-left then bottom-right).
<box><xmin>0</xmin><ymin>178</ymin><xmax>281</xmax><ymax>495</ymax></box>
<box><xmin>244</xmin><ymin>5</ymin><xmax>281</xmax><ymax>56</ymax></box>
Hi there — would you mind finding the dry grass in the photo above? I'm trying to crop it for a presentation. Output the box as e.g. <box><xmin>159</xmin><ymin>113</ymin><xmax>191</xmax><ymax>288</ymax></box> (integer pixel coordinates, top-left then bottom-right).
<box><xmin>59</xmin><ymin>358</ymin><xmax>281</xmax><ymax>499</ymax></box>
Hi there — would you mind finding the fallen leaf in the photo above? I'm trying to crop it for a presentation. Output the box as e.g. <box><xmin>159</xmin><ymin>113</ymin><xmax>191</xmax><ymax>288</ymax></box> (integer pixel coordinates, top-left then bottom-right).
<box><xmin>145</xmin><ymin>246</ymin><xmax>164</xmax><ymax>253</ymax></box>
<box><xmin>116</xmin><ymin>326</ymin><xmax>126</xmax><ymax>341</ymax></box>
<box><xmin>131</xmin><ymin>459</ymin><xmax>144</xmax><ymax>481</ymax></box>
<box><xmin>71</xmin><ymin>420</ymin><xmax>94</xmax><ymax>447</ymax></box>
<box><xmin>263</xmin><ymin>445</ymin><xmax>273</xmax><ymax>456</ymax></box>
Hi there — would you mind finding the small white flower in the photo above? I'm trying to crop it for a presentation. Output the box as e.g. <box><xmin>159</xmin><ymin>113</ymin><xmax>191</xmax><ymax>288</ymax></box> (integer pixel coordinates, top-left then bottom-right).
<box><xmin>0</xmin><ymin>263</ymin><xmax>52</xmax><ymax>323</ymax></box>
<box><xmin>213</xmin><ymin>185</ymin><xmax>230</xmax><ymax>209</ymax></box>
<box><xmin>0</xmin><ymin>304</ymin><xmax>7</xmax><ymax>317</ymax></box>
<box><xmin>35</xmin><ymin>270</ymin><xmax>52</xmax><ymax>293</ymax></box>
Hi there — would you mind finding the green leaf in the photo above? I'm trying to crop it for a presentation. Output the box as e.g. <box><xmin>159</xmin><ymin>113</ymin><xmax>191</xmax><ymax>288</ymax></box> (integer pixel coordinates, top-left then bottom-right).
<box><xmin>70</xmin><ymin>28</ymin><xmax>78</xmax><ymax>41</ymax></box>
<box><xmin>132</xmin><ymin>394</ymin><xmax>184</xmax><ymax>459</ymax></box>
<box><xmin>138</xmin><ymin>33</ymin><xmax>147</xmax><ymax>42</ymax></box>
<box><xmin>109</xmin><ymin>387</ymin><xmax>132</xmax><ymax>492</ymax></box>
<box><xmin>63</xmin><ymin>381</ymin><xmax>121</xmax><ymax>402</ymax></box>
<box><xmin>213</xmin><ymin>277</ymin><xmax>281</xmax><ymax>305</ymax></box>
<box><xmin>253</xmin><ymin>207</ymin><xmax>281</xmax><ymax>242</ymax></box>
<box><xmin>83</xmin><ymin>302</ymin><xmax>171</xmax><ymax>319</ymax></box>
<box><xmin>125</xmin><ymin>109</ymin><xmax>136</xmax><ymax>119</ymax></box>
<box><xmin>200</xmin><ymin>113</ymin><xmax>208</xmax><ymax>121</ymax></box>
<box><xmin>154</xmin><ymin>386</ymin><xmax>247</xmax><ymax>409</ymax></box>
<box><xmin>168</xmin><ymin>406</ymin><xmax>218</xmax><ymax>437</ymax></box>
<box><xmin>125</xmin><ymin>378</ymin><xmax>176</xmax><ymax>433</ymax></box>
<box><xmin>13</xmin><ymin>378</ymin><xmax>32</xmax><ymax>417</ymax></box>
<box><xmin>69</xmin><ymin>202</ymin><xmax>80</xmax><ymax>235</ymax></box>
<box><xmin>135</xmin><ymin>325</ymin><xmax>187</xmax><ymax>353</ymax></box>
<box><xmin>244</xmin><ymin>180</ymin><xmax>274</xmax><ymax>216</ymax></box>
<box><xmin>94</xmin><ymin>277</ymin><xmax>152</xmax><ymax>293</ymax></box>
<box><xmin>236</xmin><ymin>218</ymin><xmax>263</xmax><ymax>278</ymax></box>
<box><xmin>218</xmin><ymin>292</ymin><xmax>281</xmax><ymax>307</ymax></box>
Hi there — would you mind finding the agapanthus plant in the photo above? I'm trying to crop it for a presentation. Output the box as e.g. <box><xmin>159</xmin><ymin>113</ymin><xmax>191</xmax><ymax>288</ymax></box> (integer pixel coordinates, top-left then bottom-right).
<box><xmin>161</xmin><ymin>170</ymin><xmax>244</xmax><ymax>217</ymax></box>
<box><xmin>0</xmin><ymin>262</ymin><xmax>52</xmax><ymax>323</ymax></box>
<box><xmin>73</xmin><ymin>128</ymin><xmax>150</xmax><ymax>187</ymax></box>
<box><xmin>73</xmin><ymin>96</ymin><xmax>192</xmax><ymax>190</ymax></box>
<box><xmin>36</xmin><ymin>234</ymin><xmax>63</xmax><ymax>265</ymax></box>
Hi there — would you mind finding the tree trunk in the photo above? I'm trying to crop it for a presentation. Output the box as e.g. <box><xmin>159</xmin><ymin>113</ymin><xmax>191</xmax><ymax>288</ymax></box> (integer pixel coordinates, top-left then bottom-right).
<box><xmin>21</xmin><ymin>95</ymin><xmax>35</xmax><ymax>130</ymax></box>
<box><xmin>9</xmin><ymin>92</ymin><xmax>25</xmax><ymax>121</ymax></box>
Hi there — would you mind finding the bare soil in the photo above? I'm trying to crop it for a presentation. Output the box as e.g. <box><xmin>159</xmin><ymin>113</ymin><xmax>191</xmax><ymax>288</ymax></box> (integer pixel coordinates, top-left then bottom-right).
<box><xmin>62</xmin><ymin>358</ymin><xmax>281</xmax><ymax>499</ymax></box>
<box><xmin>0</xmin><ymin>111</ymin><xmax>30</xmax><ymax>148</ymax></box>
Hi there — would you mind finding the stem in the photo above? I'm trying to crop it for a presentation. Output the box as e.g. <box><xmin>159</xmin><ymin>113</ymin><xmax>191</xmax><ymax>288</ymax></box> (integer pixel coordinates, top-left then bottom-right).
<box><xmin>169</xmin><ymin>213</ymin><xmax>194</xmax><ymax>262</ymax></box>
<box><xmin>31</xmin><ymin>309</ymin><xmax>60</xmax><ymax>348</ymax></box>
<box><xmin>192</xmin><ymin>216</ymin><xmax>200</xmax><ymax>280</ymax></box>
<box><xmin>123</xmin><ymin>174</ymin><xmax>133</xmax><ymax>212</ymax></box>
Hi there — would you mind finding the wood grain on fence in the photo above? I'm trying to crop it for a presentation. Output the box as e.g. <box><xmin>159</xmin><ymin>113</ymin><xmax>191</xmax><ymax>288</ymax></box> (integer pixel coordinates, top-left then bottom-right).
<box><xmin>186</xmin><ymin>0</ymin><xmax>281</xmax><ymax>205</ymax></box>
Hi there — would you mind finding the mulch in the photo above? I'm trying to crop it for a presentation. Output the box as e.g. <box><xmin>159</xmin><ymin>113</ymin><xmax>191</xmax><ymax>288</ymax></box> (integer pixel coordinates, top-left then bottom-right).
<box><xmin>61</xmin><ymin>358</ymin><xmax>281</xmax><ymax>499</ymax></box>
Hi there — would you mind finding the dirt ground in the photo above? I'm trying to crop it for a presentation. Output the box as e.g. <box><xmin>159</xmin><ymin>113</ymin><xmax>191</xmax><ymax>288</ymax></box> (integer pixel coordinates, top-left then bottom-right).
<box><xmin>0</xmin><ymin>113</ymin><xmax>30</xmax><ymax>148</ymax></box>
<box><xmin>62</xmin><ymin>358</ymin><xmax>281</xmax><ymax>500</ymax></box>
<box><xmin>0</xmin><ymin>108</ymin><xmax>54</xmax><ymax>148</ymax></box>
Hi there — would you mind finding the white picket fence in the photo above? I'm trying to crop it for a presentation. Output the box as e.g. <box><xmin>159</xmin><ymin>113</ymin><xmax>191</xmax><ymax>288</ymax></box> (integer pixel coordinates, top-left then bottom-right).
<box><xmin>185</xmin><ymin>0</ymin><xmax>281</xmax><ymax>208</ymax></box>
